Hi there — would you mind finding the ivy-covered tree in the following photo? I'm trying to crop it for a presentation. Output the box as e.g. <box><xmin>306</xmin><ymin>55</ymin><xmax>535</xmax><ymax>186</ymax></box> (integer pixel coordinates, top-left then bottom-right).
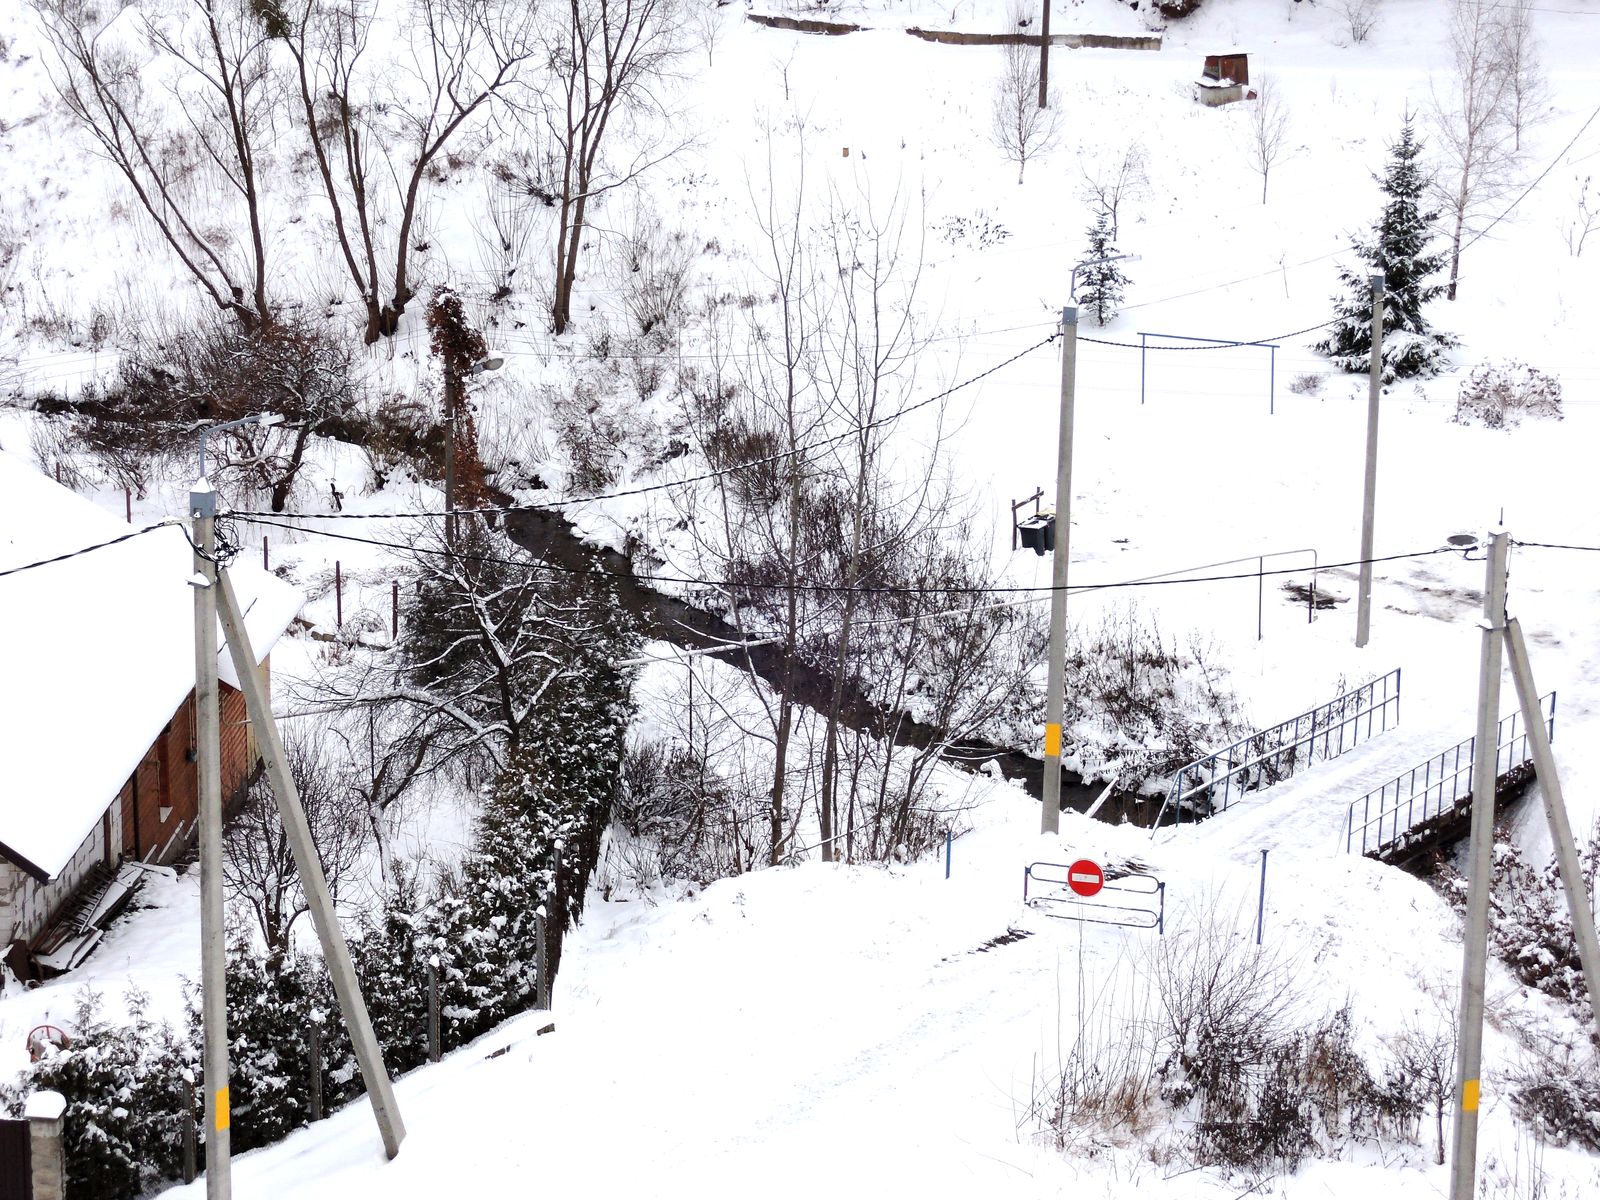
<box><xmin>1317</xmin><ymin>120</ymin><xmax>1457</xmax><ymax>380</ymax></box>
<box><xmin>1077</xmin><ymin>208</ymin><xmax>1130</xmax><ymax>327</ymax></box>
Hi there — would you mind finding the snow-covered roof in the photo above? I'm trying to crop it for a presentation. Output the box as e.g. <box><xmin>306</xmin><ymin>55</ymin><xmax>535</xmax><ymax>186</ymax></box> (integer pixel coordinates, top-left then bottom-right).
<box><xmin>0</xmin><ymin>451</ymin><xmax>303</xmax><ymax>881</ymax></box>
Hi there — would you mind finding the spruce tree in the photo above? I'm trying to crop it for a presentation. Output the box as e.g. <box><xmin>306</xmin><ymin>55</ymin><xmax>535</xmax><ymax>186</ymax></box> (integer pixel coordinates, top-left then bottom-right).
<box><xmin>1077</xmin><ymin>208</ymin><xmax>1129</xmax><ymax>327</ymax></box>
<box><xmin>1317</xmin><ymin>120</ymin><xmax>1457</xmax><ymax>380</ymax></box>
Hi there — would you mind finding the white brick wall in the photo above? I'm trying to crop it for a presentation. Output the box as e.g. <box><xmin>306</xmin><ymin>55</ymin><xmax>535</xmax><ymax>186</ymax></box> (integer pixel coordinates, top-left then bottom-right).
<box><xmin>0</xmin><ymin>817</ymin><xmax>108</xmax><ymax>948</ymax></box>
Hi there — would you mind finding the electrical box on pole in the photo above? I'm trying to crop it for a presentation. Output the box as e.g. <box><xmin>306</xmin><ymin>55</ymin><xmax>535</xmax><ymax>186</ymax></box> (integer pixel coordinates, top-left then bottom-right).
<box><xmin>1018</xmin><ymin>512</ymin><xmax>1056</xmax><ymax>556</ymax></box>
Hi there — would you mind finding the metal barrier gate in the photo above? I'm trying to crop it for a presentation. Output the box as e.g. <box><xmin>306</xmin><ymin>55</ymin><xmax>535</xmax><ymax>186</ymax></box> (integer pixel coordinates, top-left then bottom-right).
<box><xmin>1023</xmin><ymin>862</ymin><xmax>1166</xmax><ymax>932</ymax></box>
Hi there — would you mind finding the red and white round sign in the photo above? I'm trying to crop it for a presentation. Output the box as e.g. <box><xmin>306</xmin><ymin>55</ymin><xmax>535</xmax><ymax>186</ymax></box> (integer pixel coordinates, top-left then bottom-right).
<box><xmin>1067</xmin><ymin>859</ymin><xmax>1105</xmax><ymax>898</ymax></box>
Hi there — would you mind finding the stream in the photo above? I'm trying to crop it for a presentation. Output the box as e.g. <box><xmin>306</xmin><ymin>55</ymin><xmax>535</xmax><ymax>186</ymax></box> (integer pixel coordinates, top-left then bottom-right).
<box><xmin>504</xmin><ymin>507</ymin><xmax>1161</xmax><ymax>826</ymax></box>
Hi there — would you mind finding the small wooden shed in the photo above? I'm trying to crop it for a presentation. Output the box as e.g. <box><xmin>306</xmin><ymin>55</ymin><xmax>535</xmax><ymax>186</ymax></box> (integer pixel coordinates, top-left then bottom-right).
<box><xmin>1195</xmin><ymin>52</ymin><xmax>1250</xmax><ymax>107</ymax></box>
<box><xmin>1202</xmin><ymin>52</ymin><xmax>1249</xmax><ymax>86</ymax></box>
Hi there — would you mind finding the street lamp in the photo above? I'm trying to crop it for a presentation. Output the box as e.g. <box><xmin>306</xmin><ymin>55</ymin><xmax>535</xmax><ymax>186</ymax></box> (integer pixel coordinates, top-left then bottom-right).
<box><xmin>1039</xmin><ymin>253</ymin><xmax>1138</xmax><ymax>835</ymax></box>
<box><xmin>444</xmin><ymin>354</ymin><xmax>504</xmax><ymax>543</ymax></box>
<box><xmin>196</xmin><ymin>411</ymin><xmax>284</xmax><ymax>482</ymax></box>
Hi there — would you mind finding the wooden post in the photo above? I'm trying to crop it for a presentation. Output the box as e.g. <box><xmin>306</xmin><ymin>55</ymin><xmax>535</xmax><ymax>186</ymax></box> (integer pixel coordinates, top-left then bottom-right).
<box><xmin>308</xmin><ymin>1018</ymin><xmax>324</xmax><ymax>1122</ymax></box>
<box><xmin>335</xmin><ymin>561</ymin><xmax>343</xmax><ymax>629</ymax></box>
<box><xmin>426</xmin><ymin>962</ymin><xmax>441</xmax><ymax>1063</ymax></box>
<box><xmin>263</xmin><ymin>536</ymin><xmax>269</xmax><ymax>572</ymax></box>
<box><xmin>124</xmin><ymin>487</ymin><xmax>132</xmax><ymax>522</ymax></box>
<box><xmin>391</xmin><ymin>580</ymin><xmax>400</xmax><ymax>641</ymax></box>
<box><xmin>182</xmin><ymin>1081</ymin><xmax>197</xmax><ymax>1184</ymax></box>
<box><xmin>535</xmin><ymin>908</ymin><xmax>550</xmax><ymax>1011</ymax></box>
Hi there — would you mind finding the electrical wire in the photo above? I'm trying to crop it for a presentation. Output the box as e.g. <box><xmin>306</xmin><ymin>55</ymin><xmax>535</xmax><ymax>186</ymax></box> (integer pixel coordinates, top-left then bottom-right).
<box><xmin>227</xmin><ymin>512</ymin><xmax>1456</xmax><ymax>599</ymax></box>
<box><xmin>1510</xmin><ymin>539</ymin><xmax>1600</xmax><ymax>552</ymax></box>
<box><xmin>0</xmin><ymin>520</ymin><xmax>185</xmax><ymax>581</ymax></box>
<box><xmin>231</xmin><ymin>330</ymin><xmax>1060</xmax><ymax>520</ymax></box>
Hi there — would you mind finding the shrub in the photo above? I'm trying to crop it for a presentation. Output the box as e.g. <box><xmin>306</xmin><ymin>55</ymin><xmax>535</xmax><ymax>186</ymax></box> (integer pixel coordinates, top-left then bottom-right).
<box><xmin>1</xmin><ymin>988</ymin><xmax>193</xmax><ymax>1199</ymax></box>
<box><xmin>1512</xmin><ymin>1052</ymin><xmax>1600</xmax><ymax>1152</ymax></box>
<box><xmin>1454</xmin><ymin>361</ymin><xmax>1563</xmax><ymax>429</ymax></box>
<box><xmin>1288</xmin><ymin>372</ymin><xmax>1324</xmax><ymax>396</ymax></box>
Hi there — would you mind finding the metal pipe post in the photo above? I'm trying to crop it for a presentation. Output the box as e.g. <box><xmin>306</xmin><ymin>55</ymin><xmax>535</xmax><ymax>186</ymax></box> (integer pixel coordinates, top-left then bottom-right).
<box><xmin>1036</xmin><ymin>0</ymin><xmax>1050</xmax><ymax>108</ymax></box>
<box><xmin>1448</xmin><ymin>529</ymin><xmax>1508</xmax><ymax>1200</ymax></box>
<box><xmin>1042</xmin><ymin>305</ymin><xmax>1079</xmax><ymax>834</ymax></box>
<box><xmin>190</xmin><ymin>480</ymin><xmax>230</xmax><ymax>1198</ymax></box>
<box><xmin>213</xmin><ymin>568</ymin><xmax>407</xmax><ymax>1158</ymax></box>
<box><xmin>1503</xmin><ymin>617</ymin><xmax>1600</xmax><ymax>1047</ymax></box>
<box><xmin>1356</xmin><ymin>274</ymin><xmax>1385</xmax><ymax>647</ymax></box>
<box><xmin>1256</xmin><ymin>849</ymin><xmax>1268</xmax><ymax>944</ymax></box>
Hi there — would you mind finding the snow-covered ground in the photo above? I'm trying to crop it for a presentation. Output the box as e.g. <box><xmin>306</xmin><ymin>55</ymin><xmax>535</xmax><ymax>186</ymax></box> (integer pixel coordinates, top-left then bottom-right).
<box><xmin>3</xmin><ymin>0</ymin><xmax>1600</xmax><ymax>1194</ymax></box>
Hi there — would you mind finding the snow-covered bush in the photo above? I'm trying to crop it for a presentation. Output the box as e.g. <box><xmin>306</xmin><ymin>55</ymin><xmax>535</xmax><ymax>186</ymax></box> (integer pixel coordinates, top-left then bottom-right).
<box><xmin>1060</xmin><ymin>607</ymin><xmax>1246</xmax><ymax>788</ymax></box>
<box><xmin>192</xmin><ymin>933</ymin><xmax>358</xmax><ymax>1155</ymax></box>
<box><xmin>1512</xmin><ymin>1049</ymin><xmax>1600</xmax><ymax>1152</ymax></box>
<box><xmin>1453</xmin><ymin>361</ymin><xmax>1564</xmax><ymax>429</ymax></box>
<box><xmin>1029</xmin><ymin>919</ymin><xmax>1419</xmax><ymax>1173</ymax></box>
<box><xmin>2</xmin><ymin>987</ymin><xmax>193</xmax><ymax>1200</ymax></box>
<box><xmin>1439</xmin><ymin>822</ymin><xmax>1599</xmax><ymax>1012</ymax></box>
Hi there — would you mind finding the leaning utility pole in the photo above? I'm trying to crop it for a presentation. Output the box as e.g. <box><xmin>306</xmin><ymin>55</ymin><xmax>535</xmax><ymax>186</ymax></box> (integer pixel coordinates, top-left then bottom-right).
<box><xmin>189</xmin><ymin>478</ymin><xmax>230</xmax><ymax>1198</ymax></box>
<box><xmin>214</xmin><ymin>567</ymin><xmax>407</xmax><ymax>1160</ymax></box>
<box><xmin>1448</xmin><ymin>529</ymin><xmax>1508</xmax><ymax>1200</ymax></box>
<box><xmin>1037</xmin><ymin>1</ymin><xmax>1051</xmax><ymax>110</ymax></box>
<box><xmin>1356</xmin><ymin>273</ymin><xmax>1384</xmax><ymax>647</ymax></box>
<box><xmin>1503</xmin><ymin>617</ymin><xmax>1600</xmax><ymax>1047</ymax></box>
<box><xmin>1041</xmin><ymin>304</ymin><xmax>1078</xmax><ymax>835</ymax></box>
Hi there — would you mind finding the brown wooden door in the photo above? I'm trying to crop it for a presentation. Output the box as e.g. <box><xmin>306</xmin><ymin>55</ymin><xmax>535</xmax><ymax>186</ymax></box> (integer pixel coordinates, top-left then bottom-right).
<box><xmin>0</xmin><ymin>1117</ymin><xmax>30</xmax><ymax>1200</ymax></box>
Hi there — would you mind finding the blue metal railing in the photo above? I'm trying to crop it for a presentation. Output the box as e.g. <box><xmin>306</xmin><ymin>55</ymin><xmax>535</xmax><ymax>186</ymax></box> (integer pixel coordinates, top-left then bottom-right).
<box><xmin>1153</xmin><ymin>669</ymin><xmax>1402</xmax><ymax>832</ymax></box>
<box><xmin>1343</xmin><ymin>692</ymin><xmax>1556</xmax><ymax>857</ymax></box>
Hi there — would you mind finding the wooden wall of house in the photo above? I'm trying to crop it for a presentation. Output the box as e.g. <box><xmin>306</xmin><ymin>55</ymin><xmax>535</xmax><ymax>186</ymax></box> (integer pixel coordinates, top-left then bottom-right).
<box><xmin>116</xmin><ymin>673</ymin><xmax>260</xmax><ymax>866</ymax></box>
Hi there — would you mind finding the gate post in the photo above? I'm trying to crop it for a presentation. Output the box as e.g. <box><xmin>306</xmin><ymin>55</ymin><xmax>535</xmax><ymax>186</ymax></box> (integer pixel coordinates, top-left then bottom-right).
<box><xmin>25</xmin><ymin>1091</ymin><xmax>66</xmax><ymax>1200</ymax></box>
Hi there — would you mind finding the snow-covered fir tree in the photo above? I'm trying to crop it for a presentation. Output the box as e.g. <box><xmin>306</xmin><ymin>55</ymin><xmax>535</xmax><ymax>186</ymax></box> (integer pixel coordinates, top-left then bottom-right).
<box><xmin>1316</xmin><ymin>120</ymin><xmax>1457</xmax><ymax>380</ymax></box>
<box><xmin>1077</xmin><ymin>208</ymin><xmax>1129</xmax><ymax>327</ymax></box>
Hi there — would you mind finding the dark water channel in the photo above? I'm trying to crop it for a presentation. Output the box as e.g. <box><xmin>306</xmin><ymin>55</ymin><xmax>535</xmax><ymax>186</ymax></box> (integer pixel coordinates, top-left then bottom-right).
<box><xmin>505</xmin><ymin>508</ymin><xmax>1157</xmax><ymax>825</ymax></box>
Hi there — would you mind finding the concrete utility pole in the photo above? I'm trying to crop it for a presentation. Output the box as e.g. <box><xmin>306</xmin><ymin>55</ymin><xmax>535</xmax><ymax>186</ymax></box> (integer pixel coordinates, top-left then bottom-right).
<box><xmin>1503</xmin><ymin>616</ymin><xmax>1600</xmax><ymax>1048</ymax></box>
<box><xmin>1449</xmin><ymin>528</ymin><xmax>1508</xmax><ymax>1200</ymax></box>
<box><xmin>1037</xmin><ymin>1</ymin><xmax>1051</xmax><ymax>110</ymax></box>
<box><xmin>189</xmin><ymin>479</ymin><xmax>230</xmax><ymax>1198</ymax></box>
<box><xmin>213</xmin><ymin>568</ymin><xmax>407</xmax><ymax>1159</ymax></box>
<box><xmin>1356</xmin><ymin>273</ymin><xmax>1385</xmax><ymax>647</ymax></box>
<box><xmin>1041</xmin><ymin>304</ymin><xmax>1078</xmax><ymax>835</ymax></box>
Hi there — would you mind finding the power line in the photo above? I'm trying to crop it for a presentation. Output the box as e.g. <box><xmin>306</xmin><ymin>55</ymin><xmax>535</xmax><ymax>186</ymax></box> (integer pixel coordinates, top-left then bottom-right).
<box><xmin>1511</xmin><ymin>538</ymin><xmax>1600</xmax><ymax>552</ymax></box>
<box><xmin>232</xmin><ymin>331</ymin><xmax>1060</xmax><ymax>520</ymax></box>
<box><xmin>231</xmin><ymin>513</ymin><xmax>1455</xmax><ymax>598</ymax></box>
<box><xmin>0</xmin><ymin>520</ymin><xmax>184</xmax><ymax>581</ymax></box>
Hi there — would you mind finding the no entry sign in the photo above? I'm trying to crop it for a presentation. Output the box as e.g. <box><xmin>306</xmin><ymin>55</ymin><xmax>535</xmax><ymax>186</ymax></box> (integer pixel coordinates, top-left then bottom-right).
<box><xmin>1067</xmin><ymin>859</ymin><xmax>1105</xmax><ymax>898</ymax></box>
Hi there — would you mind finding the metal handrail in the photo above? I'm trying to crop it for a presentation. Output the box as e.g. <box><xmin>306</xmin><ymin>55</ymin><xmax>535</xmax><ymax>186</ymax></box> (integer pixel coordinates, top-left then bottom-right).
<box><xmin>1344</xmin><ymin>692</ymin><xmax>1556</xmax><ymax>856</ymax></box>
<box><xmin>1153</xmin><ymin>669</ymin><xmax>1402</xmax><ymax>833</ymax></box>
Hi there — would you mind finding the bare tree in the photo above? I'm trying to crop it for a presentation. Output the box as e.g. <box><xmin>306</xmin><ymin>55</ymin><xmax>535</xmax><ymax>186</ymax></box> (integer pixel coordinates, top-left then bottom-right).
<box><xmin>1244</xmin><ymin>75</ymin><xmax>1291</xmax><ymax>204</ymax></box>
<box><xmin>1431</xmin><ymin>0</ymin><xmax>1522</xmax><ymax>300</ymax></box>
<box><xmin>1392</xmin><ymin>1010</ymin><xmax>1458</xmax><ymax>1165</ymax></box>
<box><xmin>32</xmin><ymin>0</ymin><xmax>277</xmax><ymax>330</ymax></box>
<box><xmin>1336</xmin><ymin>0</ymin><xmax>1381</xmax><ymax>46</ymax></box>
<box><xmin>1076</xmin><ymin>143</ymin><xmax>1149</xmax><ymax>240</ymax></box>
<box><xmin>223</xmin><ymin>728</ymin><xmax>368</xmax><ymax>962</ymax></box>
<box><xmin>1566</xmin><ymin>172</ymin><xmax>1599</xmax><ymax>258</ymax></box>
<box><xmin>285</xmin><ymin>0</ymin><xmax>538</xmax><ymax>342</ymax></box>
<box><xmin>1498</xmin><ymin>0</ymin><xmax>1549</xmax><ymax>152</ymax></box>
<box><xmin>991</xmin><ymin>40</ymin><xmax>1060</xmax><ymax>184</ymax></box>
<box><xmin>542</xmin><ymin>0</ymin><xmax>690</xmax><ymax>334</ymax></box>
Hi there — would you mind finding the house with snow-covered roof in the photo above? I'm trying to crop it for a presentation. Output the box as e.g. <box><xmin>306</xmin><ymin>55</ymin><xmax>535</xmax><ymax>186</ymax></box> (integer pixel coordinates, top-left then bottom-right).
<box><xmin>0</xmin><ymin>449</ymin><xmax>303</xmax><ymax>979</ymax></box>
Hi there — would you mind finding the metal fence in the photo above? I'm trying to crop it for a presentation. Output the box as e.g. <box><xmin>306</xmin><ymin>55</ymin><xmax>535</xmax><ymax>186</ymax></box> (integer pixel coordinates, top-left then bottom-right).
<box><xmin>1344</xmin><ymin>692</ymin><xmax>1556</xmax><ymax>857</ymax></box>
<box><xmin>1153</xmin><ymin>668</ymin><xmax>1402</xmax><ymax>832</ymax></box>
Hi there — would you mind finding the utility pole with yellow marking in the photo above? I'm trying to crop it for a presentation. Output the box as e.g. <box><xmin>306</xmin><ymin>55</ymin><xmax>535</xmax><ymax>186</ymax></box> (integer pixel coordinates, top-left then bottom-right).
<box><xmin>1448</xmin><ymin>529</ymin><xmax>1507</xmax><ymax>1200</ymax></box>
<box><xmin>1041</xmin><ymin>304</ymin><xmax>1078</xmax><ymax>834</ymax></box>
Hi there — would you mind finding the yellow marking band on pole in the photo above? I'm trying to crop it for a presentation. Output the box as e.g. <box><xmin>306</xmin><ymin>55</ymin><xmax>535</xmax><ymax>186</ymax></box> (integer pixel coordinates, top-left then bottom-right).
<box><xmin>1044</xmin><ymin>723</ymin><xmax>1061</xmax><ymax>758</ymax></box>
<box><xmin>216</xmin><ymin>1086</ymin><xmax>231</xmax><ymax>1132</ymax></box>
<box><xmin>1462</xmin><ymin>1079</ymin><xmax>1480</xmax><ymax>1113</ymax></box>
